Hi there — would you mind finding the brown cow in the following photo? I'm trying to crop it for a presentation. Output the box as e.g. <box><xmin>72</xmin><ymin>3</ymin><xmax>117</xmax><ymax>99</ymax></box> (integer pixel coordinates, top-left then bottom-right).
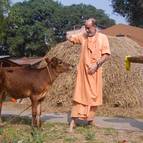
<box><xmin>0</xmin><ymin>57</ymin><xmax>72</xmax><ymax>127</ymax></box>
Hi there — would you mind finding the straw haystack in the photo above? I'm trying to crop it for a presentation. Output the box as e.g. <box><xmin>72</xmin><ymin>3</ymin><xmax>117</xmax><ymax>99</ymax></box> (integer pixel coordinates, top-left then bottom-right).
<box><xmin>42</xmin><ymin>36</ymin><xmax>143</xmax><ymax>110</ymax></box>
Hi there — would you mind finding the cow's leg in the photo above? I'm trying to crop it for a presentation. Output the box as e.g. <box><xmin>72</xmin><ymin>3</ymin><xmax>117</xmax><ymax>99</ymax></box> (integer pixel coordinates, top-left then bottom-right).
<box><xmin>31</xmin><ymin>100</ymin><xmax>38</xmax><ymax>127</ymax></box>
<box><xmin>37</xmin><ymin>101</ymin><xmax>42</xmax><ymax>127</ymax></box>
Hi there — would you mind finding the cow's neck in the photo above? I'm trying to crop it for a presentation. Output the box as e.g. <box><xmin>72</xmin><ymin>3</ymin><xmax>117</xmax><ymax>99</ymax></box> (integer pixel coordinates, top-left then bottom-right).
<box><xmin>45</xmin><ymin>65</ymin><xmax>58</xmax><ymax>84</ymax></box>
<box><xmin>46</xmin><ymin>66</ymin><xmax>53</xmax><ymax>83</ymax></box>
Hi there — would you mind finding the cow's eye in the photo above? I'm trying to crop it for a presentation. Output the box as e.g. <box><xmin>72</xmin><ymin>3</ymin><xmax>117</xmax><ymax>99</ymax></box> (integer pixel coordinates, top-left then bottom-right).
<box><xmin>59</xmin><ymin>61</ymin><xmax>62</xmax><ymax>64</ymax></box>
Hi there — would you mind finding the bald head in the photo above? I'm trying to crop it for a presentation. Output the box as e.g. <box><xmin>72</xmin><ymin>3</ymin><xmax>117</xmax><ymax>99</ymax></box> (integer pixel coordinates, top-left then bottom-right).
<box><xmin>84</xmin><ymin>18</ymin><xmax>97</xmax><ymax>37</ymax></box>
<box><xmin>85</xmin><ymin>18</ymin><xmax>96</xmax><ymax>27</ymax></box>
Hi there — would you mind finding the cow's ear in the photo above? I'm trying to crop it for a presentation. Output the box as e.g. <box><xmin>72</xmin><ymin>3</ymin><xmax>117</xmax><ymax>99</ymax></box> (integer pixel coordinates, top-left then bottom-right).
<box><xmin>51</xmin><ymin>57</ymin><xmax>58</xmax><ymax>64</ymax></box>
<box><xmin>44</xmin><ymin>57</ymin><xmax>50</xmax><ymax>63</ymax></box>
<box><xmin>50</xmin><ymin>57</ymin><xmax>59</xmax><ymax>68</ymax></box>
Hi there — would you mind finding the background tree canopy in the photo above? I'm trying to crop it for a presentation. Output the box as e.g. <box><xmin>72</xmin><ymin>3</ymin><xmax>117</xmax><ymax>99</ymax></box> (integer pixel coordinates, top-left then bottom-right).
<box><xmin>0</xmin><ymin>0</ymin><xmax>115</xmax><ymax>57</ymax></box>
<box><xmin>111</xmin><ymin>0</ymin><xmax>143</xmax><ymax>27</ymax></box>
<box><xmin>0</xmin><ymin>0</ymin><xmax>10</xmax><ymax>55</ymax></box>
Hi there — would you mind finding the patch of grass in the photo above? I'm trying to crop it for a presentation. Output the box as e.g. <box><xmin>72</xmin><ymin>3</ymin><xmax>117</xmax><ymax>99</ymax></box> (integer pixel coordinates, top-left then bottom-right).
<box><xmin>1</xmin><ymin>127</ymin><xmax>19</xmax><ymax>143</ymax></box>
<box><xmin>76</xmin><ymin>126</ymin><xmax>96</xmax><ymax>141</ymax></box>
<box><xmin>76</xmin><ymin>126</ymin><xmax>90</xmax><ymax>133</ymax></box>
<box><xmin>30</xmin><ymin>128</ymin><xmax>45</xmax><ymax>143</ymax></box>
<box><xmin>104</xmin><ymin>128</ymin><xmax>117</xmax><ymax>135</ymax></box>
<box><xmin>43</xmin><ymin>122</ymin><xmax>67</xmax><ymax>141</ymax></box>
<box><xmin>0</xmin><ymin>121</ymin><xmax>142</xmax><ymax>143</ymax></box>
<box><xmin>84</xmin><ymin>131</ymin><xmax>96</xmax><ymax>141</ymax></box>
<box><xmin>0</xmin><ymin>128</ymin><xmax>3</xmax><ymax>135</ymax></box>
<box><xmin>64</xmin><ymin>136</ymin><xmax>77</xmax><ymax>143</ymax></box>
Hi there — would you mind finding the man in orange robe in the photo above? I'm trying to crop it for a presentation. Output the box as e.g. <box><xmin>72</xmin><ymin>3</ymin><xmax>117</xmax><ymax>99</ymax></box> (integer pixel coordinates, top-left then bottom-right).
<box><xmin>66</xmin><ymin>18</ymin><xmax>111</xmax><ymax>132</ymax></box>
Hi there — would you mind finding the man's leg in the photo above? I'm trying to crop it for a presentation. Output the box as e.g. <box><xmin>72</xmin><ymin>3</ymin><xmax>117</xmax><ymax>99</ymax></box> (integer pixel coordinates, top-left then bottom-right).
<box><xmin>87</xmin><ymin>106</ymin><xmax>97</xmax><ymax>126</ymax></box>
<box><xmin>69</xmin><ymin>117</ymin><xmax>77</xmax><ymax>133</ymax></box>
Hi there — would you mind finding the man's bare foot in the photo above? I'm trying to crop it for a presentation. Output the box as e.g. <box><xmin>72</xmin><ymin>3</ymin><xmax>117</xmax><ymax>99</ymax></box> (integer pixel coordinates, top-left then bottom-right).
<box><xmin>68</xmin><ymin>119</ymin><xmax>76</xmax><ymax>133</ymax></box>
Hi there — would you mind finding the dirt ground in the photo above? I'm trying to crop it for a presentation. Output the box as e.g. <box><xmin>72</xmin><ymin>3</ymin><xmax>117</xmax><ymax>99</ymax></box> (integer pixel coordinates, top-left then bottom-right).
<box><xmin>2</xmin><ymin>102</ymin><xmax>143</xmax><ymax>143</ymax></box>
<box><xmin>3</xmin><ymin>102</ymin><xmax>143</xmax><ymax>121</ymax></box>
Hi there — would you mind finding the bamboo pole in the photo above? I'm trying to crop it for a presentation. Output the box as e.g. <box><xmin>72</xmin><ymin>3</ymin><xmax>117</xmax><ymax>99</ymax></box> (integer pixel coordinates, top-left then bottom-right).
<box><xmin>125</xmin><ymin>56</ymin><xmax>143</xmax><ymax>71</ymax></box>
<box><xmin>127</xmin><ymin>56</ymin><xmax>143</xmax><ymax>63</ymax></box>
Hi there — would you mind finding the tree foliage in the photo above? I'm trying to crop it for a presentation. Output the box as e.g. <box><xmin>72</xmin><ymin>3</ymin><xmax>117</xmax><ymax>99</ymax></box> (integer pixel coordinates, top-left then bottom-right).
<box><xmin>111</xmin><ymin>0</ymin><xmax>143</xmax><ymax>27</ymax></box>
<box><xmin>0</xmin><ymin>0</ymin><xmax>10</xmax><ymax>55</ymax></box>
<box><xmin>1</xmin><ymin>0</ymin><xmax>115</xmax><ymax>56</ymax></box>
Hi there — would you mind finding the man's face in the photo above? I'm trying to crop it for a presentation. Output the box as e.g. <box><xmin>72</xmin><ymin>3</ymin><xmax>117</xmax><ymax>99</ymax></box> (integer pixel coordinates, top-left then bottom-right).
<box><xmin>84</xmin><ymin>21</ymin><xmax>96</xmax><ymax>37</ymax></box>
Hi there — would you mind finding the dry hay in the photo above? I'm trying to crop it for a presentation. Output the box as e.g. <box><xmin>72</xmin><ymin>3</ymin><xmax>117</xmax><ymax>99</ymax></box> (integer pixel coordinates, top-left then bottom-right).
<box><xmin>103</xmin><ymin>37</ymin><xmax>143</xmax><ymax>108</ymax></box>
<box><xmin>40</xmin><ymin>36</ymin><xmax>143</xmax><ymax>110</ymax></box>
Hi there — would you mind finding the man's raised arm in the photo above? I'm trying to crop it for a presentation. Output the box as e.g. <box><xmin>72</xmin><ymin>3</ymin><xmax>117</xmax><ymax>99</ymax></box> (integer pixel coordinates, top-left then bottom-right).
<box><xmin>66</xmin><ymin>29</ymin><xmax>83</xmax><ymax>44</ymax></box>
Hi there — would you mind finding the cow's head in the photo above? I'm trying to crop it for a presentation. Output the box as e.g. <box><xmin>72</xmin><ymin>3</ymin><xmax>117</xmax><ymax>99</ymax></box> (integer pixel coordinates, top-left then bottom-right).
<box><xmin>45</xmin><ymin>57</ymin><xmax>73</xmax><ymax>73</ymax></box>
